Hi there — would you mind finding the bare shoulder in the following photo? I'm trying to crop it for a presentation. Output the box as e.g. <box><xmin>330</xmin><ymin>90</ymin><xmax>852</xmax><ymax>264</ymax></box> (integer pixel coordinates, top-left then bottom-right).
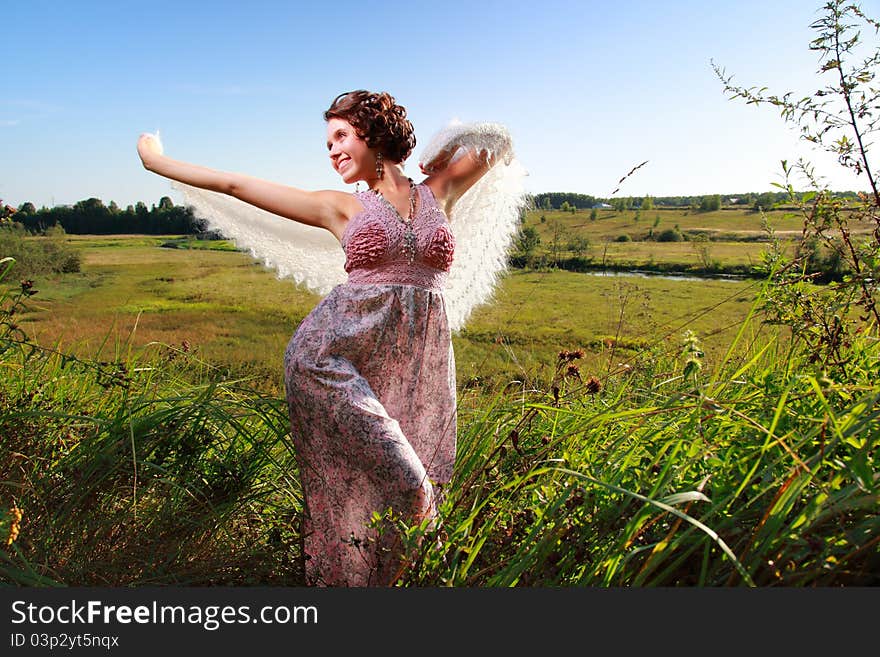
<box><xmin>311</xmin><ymin>189</ymin><xmax>365</xmax><ymax>241</ymax></box>
<box><xmin>314</xmin><ymin>188</ymin><xmax>363</xmax><ymax>217</ymax></box>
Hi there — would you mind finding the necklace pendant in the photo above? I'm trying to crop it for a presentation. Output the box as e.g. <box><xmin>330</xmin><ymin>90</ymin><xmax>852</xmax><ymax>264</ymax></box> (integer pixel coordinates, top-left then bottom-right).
<box><xmin>403</xmin><ymin>226</ymin><xmax>417</xmax><ymax>265</ymax></box>
<box><xmin>373</xmin><ymin>178</ymin><xmax>418</xmax><ymax>265</ymax></box>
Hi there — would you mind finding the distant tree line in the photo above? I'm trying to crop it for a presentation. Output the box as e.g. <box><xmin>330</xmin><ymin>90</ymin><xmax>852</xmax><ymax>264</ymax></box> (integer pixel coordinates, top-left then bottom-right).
<box><xmin>8</xmin><ymin>188</ymin><xmax>869</xmax><ymax>236</ymax></box>
<box><xmin>530</xmin><ymin>190</ymin><xmax>863</xmax><ymax>211</ymax></box>
<box><xmin>531</xmin><ymin>193</ymin><xmax>600</xmax><ymax>210</ymax></box>
<box><xmin>10</xmin><ymin>197</ymin><xmax>208</xmax><ymax>235</ymax></box>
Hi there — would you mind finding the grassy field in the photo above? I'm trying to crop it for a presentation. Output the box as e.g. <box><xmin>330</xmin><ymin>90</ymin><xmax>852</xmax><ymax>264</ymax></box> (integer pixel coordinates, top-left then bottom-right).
<box><xmin>16</xmin><ymin>233</ymin><xmax>766</xmax><ymax>396</ymax></box>
<box><xmin>531</xmin><ymin>205</ymin><xmax>810</xmax><ymax>238</ymax></box>
<box><xmin>18</xmin><ymin>236</ymin><xmax>318</xmax><ymax>393</ymax></box>
<box><xmin>2</xmin><ymin>230</ymin><xmax>877</xmax><ymax>588</ymax></box>
<box><xmin>519</xmin><ymin>205</ymin><xmax>876</xmax><ymax>272</ymax></box>
<box><xmin>455</xmin><ymin>269</ymin><xmax>762</xmax><ymax>390</ymax></box>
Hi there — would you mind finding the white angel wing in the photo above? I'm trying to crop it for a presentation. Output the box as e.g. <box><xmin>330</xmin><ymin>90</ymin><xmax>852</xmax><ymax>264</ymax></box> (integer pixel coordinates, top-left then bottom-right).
<box><xmin>444</xmin><ymin>159</ymin><xmax>529</xmax><ymax>332</ymax></box>
<box><xmin>166</xmin><ymin>122</ymin><xmax>528</xmax><ymax>326</ymax></box>
<box><xmin>170</xmin><ymin>181</ymin><xmax>346</xmax><ymax>296</ymax></box>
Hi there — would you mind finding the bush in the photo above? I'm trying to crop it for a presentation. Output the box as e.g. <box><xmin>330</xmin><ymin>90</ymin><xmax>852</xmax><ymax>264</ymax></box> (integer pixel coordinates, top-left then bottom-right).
<box><xmin>0</xmin><ymin>224</ymin><xmax>81</xmax><ymax>278</ymax></box>
<box><xmin>655</xmin><ymin>228</ymin><xmax>684</xmax><ymax>242</ymax></box>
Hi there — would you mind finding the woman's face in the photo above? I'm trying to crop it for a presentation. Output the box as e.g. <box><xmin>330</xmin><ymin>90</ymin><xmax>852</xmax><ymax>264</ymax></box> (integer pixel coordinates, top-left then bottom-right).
<box><xmin>326</xmin><ymin>117</ymin><xmax>374</xmax><ymax>185</ymax></box>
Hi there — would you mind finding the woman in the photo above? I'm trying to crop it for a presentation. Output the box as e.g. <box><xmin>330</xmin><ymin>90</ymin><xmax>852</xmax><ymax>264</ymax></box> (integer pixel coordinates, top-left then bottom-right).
<box><xmin>137</xmin><ymin>90</ymin><xmax>515</xmax><ymax>586</ymax></box>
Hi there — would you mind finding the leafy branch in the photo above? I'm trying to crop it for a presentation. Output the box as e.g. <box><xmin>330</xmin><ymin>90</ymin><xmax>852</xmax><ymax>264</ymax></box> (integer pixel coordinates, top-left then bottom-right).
<box><xmin>713</xmin><ymin>0</ymin><xmax>880</xmax><ymax>370</ymax></box>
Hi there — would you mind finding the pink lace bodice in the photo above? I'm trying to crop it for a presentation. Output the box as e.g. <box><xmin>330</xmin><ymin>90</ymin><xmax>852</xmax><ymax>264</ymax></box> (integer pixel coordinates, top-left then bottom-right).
<box><xmin>341</xmin><ymin>183</ymin><xmax>455</xmax><ymax>289</ymax></box>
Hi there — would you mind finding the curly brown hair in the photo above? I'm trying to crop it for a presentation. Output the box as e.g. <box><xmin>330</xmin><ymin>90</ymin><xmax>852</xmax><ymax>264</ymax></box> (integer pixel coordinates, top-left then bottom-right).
<box><xmin>324</xmin><ymin>90</ymin><xmax>416</xmax><ymax>163</ymax></box>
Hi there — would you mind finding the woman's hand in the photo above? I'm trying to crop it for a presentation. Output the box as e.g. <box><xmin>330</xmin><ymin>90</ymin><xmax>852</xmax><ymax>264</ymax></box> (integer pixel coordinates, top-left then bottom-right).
<box><xmin>137</xmin><ymin>132</ymin><xmax>164</xmax><ymax>169</ymax></box>
<box><xmin>419</xmin><ymin>147</ymin><xmax>457</xmax><ymax>176</ymax></box>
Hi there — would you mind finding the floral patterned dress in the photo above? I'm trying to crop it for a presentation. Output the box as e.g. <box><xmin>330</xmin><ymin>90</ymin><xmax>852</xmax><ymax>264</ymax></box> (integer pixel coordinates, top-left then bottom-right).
<box><xmin>283</xmin><ymin>182</ymin><xmax>457</xmax><ymax>586</ymax></box>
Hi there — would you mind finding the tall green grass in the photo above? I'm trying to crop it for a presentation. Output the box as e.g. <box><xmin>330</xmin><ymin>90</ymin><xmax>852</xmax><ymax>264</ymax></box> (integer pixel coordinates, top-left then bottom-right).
<box><xmin>394</xmin><ymin>318</ymin><xmax>879</xmax><ymax>586</ymax></box>
<box><xmin>1</xmin><ymin>259</ymin><xmax>301</xmax><ymax>585</ymax></box>
<box><xmin>2</xmin><ymin>254</ymin><xmax>877</xmax><ymax>586</ymax></box>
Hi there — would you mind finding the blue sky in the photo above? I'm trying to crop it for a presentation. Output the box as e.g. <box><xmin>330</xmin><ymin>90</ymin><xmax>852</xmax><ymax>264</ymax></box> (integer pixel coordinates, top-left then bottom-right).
<box><xmin>3</xmin><ymin>0</ymin><xmax>878</xmax><ymax>209</ymax></box>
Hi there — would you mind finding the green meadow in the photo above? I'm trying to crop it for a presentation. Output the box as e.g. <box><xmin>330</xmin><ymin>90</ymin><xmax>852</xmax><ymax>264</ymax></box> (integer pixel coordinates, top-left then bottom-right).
<box><xmin>8</xmin><ymin>203</ymin><xmax>848</xmax><ymax>398</ymax></box>
<box><xmin>16</xmin><ymin>230</ymin><xmax>764</xmax><ymax>396</ymax></box>
<box><xmin>1</xmin><ymin>207</ymin><xmax>877</xmax><ymax>587</ymax></box>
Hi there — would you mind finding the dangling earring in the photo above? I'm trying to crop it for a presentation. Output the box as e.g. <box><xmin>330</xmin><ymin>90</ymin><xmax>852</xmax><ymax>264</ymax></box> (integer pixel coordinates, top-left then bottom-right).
<box><xmin>375</xmin><ymin>152</ymin><xmax>384</xmax><ymax>180</ymax></box>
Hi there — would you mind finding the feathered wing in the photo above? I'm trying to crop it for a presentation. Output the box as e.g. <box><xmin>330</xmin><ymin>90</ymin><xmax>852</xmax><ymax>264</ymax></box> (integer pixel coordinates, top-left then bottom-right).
<box><xmin>167</xmin><ymin>120</ymin><xmax>528</xmax><ymax>325</ymax></box>
<box><xmin>170</xmin><ymin>181</ymin><xmax>346</xmax><ymax>296</ymax></box>
<box><xmin>444</xmin><ymin>158</ymin><xmax>529</xmax><ymax>332</ymax></box>
<box><xmin>419</xmin><ymin>120</ymin><xmax>529</xmax><ymax>332</ymax></box>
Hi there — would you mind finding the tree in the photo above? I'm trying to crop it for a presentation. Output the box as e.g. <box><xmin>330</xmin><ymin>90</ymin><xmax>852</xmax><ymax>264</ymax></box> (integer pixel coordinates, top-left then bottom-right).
<box><xmin>691</xmin><ymin>234</ymin><xmax>715</xmax><ymax>270</ymax></box>
<box><xmin>715</xmin><ymin>0</ymin><xmax>880</xmax><ymax>368</ymax></box>
<box><xmin>72</xmin><ymin>198</ymin><xmax>111</xmax><ymax>233</ymax></box>
<box><xmin>549</xmin><ymin>220</ymin><xmax>566</xmax><ymax>264</ymax></box>
<box><xmin>17</xmin><ymin>202</ymin><xmax>36</xmax><ymax>215</ymax></box>
<box><xmin>699</xmin><ymin>195</ymin><xmax>722</xmax><ymax>212</ymax></box>
<box><xmin>515</xmin><ymin>225</ymin><xmax>540</xmax><ymax>256</ymax></box>
<box><xmin>567</xmin><ymin>236</ymin><xmax>591</xmax><ymax>257</ymax></box>
<box><xmin>752</xmin><ymin>191</ymin><xmax>777</xmax><ymax>212</ymax></box>
<box><xmin>611</xmin><ymin>198</ymin><xmax>629</xmax><ymax>213</ymax></box>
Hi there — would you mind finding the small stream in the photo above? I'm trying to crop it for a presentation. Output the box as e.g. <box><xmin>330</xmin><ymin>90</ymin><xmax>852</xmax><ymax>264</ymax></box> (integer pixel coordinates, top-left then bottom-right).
<box><xmin>583</xmin><ymin>269</ymin><xmax>748</xmax><ymax>283</ymax></box>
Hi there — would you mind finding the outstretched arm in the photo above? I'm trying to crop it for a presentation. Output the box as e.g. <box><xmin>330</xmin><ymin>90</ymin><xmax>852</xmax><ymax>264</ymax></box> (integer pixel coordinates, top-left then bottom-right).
<box><xmin>419</xmin><ymin>122</ymin><xmax>514</xmax><ymax>217</ymax></box>
<box><xmin>136</xmin><ymin>133</ymin><xmax>354</xmax><ymax>241</ymax></box>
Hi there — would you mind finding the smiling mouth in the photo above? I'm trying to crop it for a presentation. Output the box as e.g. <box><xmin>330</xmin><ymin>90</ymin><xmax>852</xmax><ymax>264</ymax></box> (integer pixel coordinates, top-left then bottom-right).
<box><xmin>336</xmin><ymin>157</ymin><xmax>350</xmax><ymax>173</ymax></box>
